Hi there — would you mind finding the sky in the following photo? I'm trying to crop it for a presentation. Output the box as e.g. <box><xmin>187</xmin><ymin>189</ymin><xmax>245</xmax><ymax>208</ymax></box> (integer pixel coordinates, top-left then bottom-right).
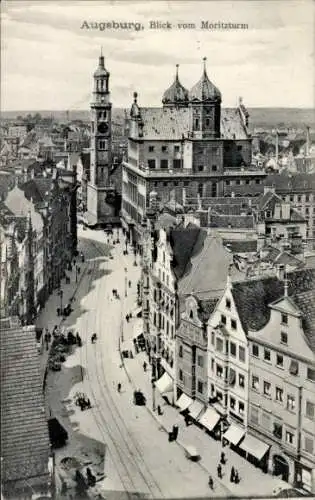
<box><xmin>1</xmin><ymin>0</ymin><xmax>314</xmax><ymax>111</ymax></box>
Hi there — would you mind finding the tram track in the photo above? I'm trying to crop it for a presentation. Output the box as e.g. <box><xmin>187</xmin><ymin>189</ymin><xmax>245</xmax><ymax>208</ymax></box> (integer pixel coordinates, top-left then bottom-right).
<box><xmin>78</xmin><ymin>246</ymin><xmax>165</xmax><ymax>499</ymax></box>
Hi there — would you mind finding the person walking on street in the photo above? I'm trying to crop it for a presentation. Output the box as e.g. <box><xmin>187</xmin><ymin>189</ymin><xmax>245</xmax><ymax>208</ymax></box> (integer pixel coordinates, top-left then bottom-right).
<box><xmin>208</xmin><ymin>476</ymin><xmax>214</xmax><ymax>490</ymax></box>
<box><xmin>234</xmin><ymin>470</ymin><xmax>240</xmax><ymax>484</ymax></box>
<box><xmin>230</xmin><ymin>466</ymin><xmax>235</xmax><ymax>483</ymax></box>
<box><xmin>217</xmin><ymin>463</ymin><xmax>222</xmax><ymax>479</ymax></box>
<box><xmin>117</xmin><ymin>382</ymin><xmax>122</xmax><ymax>393</ymax></box>
<box><xmin>220</xmin><ymin>451</ymin><xmax>226</xmax><ymax>464</ymax></box>
<box><xmin>143</xmin><ymin>361</ymin><xmax>147</xmax><ymax>372</ymax></box>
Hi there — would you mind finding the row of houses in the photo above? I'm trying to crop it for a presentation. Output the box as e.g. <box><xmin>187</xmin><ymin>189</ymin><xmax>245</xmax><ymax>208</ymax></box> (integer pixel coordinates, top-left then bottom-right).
<box><xmin>140</xmin><ymin>195</ymin><xmax>315</xmax><ymax>494</ymax></box>
<box><xmin>0</xmin><ymin>165</ymin><xmax>78</xmax><ymax>322</ymax></box>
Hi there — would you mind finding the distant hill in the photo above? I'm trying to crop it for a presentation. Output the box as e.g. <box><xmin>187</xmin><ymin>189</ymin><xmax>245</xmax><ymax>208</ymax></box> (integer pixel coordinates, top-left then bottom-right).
<box><xmin>1</xmin><ymin>107</ymin><xmax>314</xmax><ymax>129</ymax></box>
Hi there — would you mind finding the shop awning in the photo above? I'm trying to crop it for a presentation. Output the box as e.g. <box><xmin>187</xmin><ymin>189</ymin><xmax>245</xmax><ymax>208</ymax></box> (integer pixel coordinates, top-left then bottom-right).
<box><xmin>239</xmin><ymin>433</ymin><xmax>270</xmax><ymax>460</ymax></box>
<box><xmin>223</xmin><ymin>424</ymin><xmax>246</xmax><ymax>446</ymax></box>
<box><xmin>131</xmin><ymin>306</ymin><xmax>142</xmax><ymax>318</ymax></box>
<box><xmin>155</xmin><ymin>372</ymin><xmax>173</xmax><ymax>395</ymax></box>
<box><xmin>199</xmin><ymin>407</ymin><xmax>220</xmax><ymax>432</ymax></box>
<box><xmin>188</xmin><ymin>400</ymin><xmax>205</xmax><ymax>421</ymax></box>
<box><xmin>133</xmin><ymin>321</ymin><xmax>143</xmax><ymax>340</ymax></box>
<box><xmin>176</xmin><ymin>393</ymin><xmax>193</xmax><ymax>411</ymax></box>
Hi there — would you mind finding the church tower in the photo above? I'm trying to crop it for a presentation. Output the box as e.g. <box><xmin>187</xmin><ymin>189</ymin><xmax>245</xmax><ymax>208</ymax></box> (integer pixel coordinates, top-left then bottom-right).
<box><xmin>86</xmin><ymin>52</ymin><xmax>115</xmax><ymax>225</ymax></box>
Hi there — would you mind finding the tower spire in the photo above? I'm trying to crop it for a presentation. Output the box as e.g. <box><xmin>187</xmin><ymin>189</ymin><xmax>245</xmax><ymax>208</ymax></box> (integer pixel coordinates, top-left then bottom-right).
<box><xmin>175</xmin><ymin>64</ymin><xmax>179</xmax><ymax>81</ymax></box>
<box><xmin>99</xmin><ymin>47</ymin><xmax>104</xmax><ymax>68</ymax></box>
<box><xmin>203</xmin><ymin>56</ymin><xmax>207</xmax><ymax>75</ymax></box>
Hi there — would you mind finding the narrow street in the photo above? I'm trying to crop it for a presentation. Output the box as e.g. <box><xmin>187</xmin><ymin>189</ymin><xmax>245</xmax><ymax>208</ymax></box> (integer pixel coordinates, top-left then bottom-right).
<box><xmin>44</xmin><ymin>227</ymin><xmax>288</xmax><ymax>499</ymax></box>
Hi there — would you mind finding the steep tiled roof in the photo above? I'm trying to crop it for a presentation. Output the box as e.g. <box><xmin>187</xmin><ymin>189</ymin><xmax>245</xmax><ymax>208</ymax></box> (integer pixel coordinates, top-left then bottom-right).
<box><xmin>179</xmin><ymin>234</ymin><xmax>245</xmax><ymax>297</ymax></box>
<box><xmin>5</xmin><ymin>186</ymin><xmax>43</xmax><ymax>231</ymax></box>
<box><xmin>137</xmin><ymin>107</ymin><xmax>249</xmax><ymax>140</ymax></box>
<box><xmin>0</xmin><ymin>320</ymin><xmax>50</xmax><ymax>482</ymax></box>
<box><xmin>223</xmin><ymin>239</ymin><xmax>257</xmax><ymax>253</ymax></box>
<box><xmin>169</xmin><ymin>225</ymin><xmax>205</xmax><ymax>280</ymax></box>
<box><xmin>21</xmin><ymin>178</ymin><xmax>53</xmax><ymax>204</ymax></box>
<box><xmin>197</xmin><ymin>297</ymin><xmax>218</xmax><ymax>323</ymax></box>
<box><xmin>189</xmin><ymin>67</ymin><xmax>221</xmax><ymax>101</ymax></box>
<box><xmin>232</xmin><ymin>268</ymin><xmax>315</xmax><ymax>351</ymax></box>
<box><xmin>209</xmin><ymin>214</ymin><xmax>255</xmax><ymax>229</ymax></box>
<box><xmin>258</xmin><ymin>190</ymin><xmax>282</xmax><ymax>210</ymax></box>
<box><xmin>162</xmin><ymin>67</ymin><xmax>189</xmax><ymax>105</ymax></box>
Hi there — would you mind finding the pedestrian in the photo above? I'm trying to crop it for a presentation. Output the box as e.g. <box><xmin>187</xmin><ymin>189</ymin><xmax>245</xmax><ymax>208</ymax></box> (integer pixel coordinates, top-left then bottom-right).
<box><xmin>208</xmin><ymin>475</ymin><xmax>214</xmax><ymax>490</ymax></box>
<box><xmin>230</xmin><ymin>466</ymin><xmax>235</xmax><ymax>483</ymax></box>
<box><xmin>217</xmin><ymin>463</ymin><xmax>222</xmax><ymax>479</ymax></box>
<box><xmin>234</xmin><ymin>470</ymin><xmax>240</xmax><ymax>484</ymax></box>
<box><xmin>184</xmin><ymin>414</ymin><xmax>190</xmax><ymax>427</ymax></box>
<box><xmin>143</xmin><ymin>361</ymin><xmax>147</xmax><ymax>372</ymax></box>
<box><xmin>157</xmin><ymin>405</ymin><xmax>163</xmax><ymax>415</ymax></box>
<box><xmin>117</xmin><ymin>383</ymin><xmax>122</xmax><ymax>393</ymax></box>
<box><xmin>129</xmin><ymin>350</ymin><xmax>133</xmax><ymax>359</ymax></box>
<box><xmin>125</xmin><ymin>314</ymin><xmax>129</xmax><ymax>323</ymax></box>
<box><xmin>220</xmin><ymin>451</ymin><xmax>226</xmax><ymax>464</ymax></box>
<box><xmin>128</xmin><ymin>280</ymin><xmax>131</xmax><ymax>288</ymax></box>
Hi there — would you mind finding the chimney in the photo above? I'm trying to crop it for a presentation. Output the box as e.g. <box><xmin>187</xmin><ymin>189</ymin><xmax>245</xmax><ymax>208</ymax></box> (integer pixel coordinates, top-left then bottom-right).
<box><xmin>306</xmin><ymin>126</ymin><xmax>310</xmax><ymax>156</ymax></box>
<box><xmin>277</xmin><ymin>263</ymin><xmax>285</xmax><ymax>280</ymax></box>
<box><xmin>275</xmin><ymin>130</ymin><xmax>279</xmax><ymax>165</ymax></box>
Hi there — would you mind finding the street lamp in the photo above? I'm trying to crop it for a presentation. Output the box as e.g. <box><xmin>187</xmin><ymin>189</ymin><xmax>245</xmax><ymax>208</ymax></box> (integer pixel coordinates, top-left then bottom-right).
<box><xmin>75</xmin><ymin>265</ymin><xmax>78</xmax><ymax>283</ymax></box>
<box><xmin>133</xmin><ymin>246</ymin><xmax>137</xmax><ymax>266</ymax></box>
<box><xmin>58</xmin><ymin>289</ymin><xmax>63</xmax><ymax>314</ymax></box>
<box><xmin>151</xmin><ymin>379</ymin><xmax>156</xmax><ymax>412</ymax></box>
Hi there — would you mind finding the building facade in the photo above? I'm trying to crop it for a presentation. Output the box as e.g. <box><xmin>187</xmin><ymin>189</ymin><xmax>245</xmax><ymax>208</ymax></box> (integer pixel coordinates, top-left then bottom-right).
<box><xmin>121</xmin><ymin>60</ymin><xmax>266</xmax><ymax>247</ymax></box>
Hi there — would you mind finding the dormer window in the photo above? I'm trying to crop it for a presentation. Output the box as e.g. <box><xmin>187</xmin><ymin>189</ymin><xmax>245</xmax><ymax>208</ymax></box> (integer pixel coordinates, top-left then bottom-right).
<box><xmin>280</xmin><ymin>332</ymin><xmax>288</xmax><ymax>345</ymax></box>
<box><xmin>221</xmin><ymin>314</ymin><xmax>226</xmax><ymax>325</ymax></box>
<box><xmin>225</xmin><ymin>298</ymin><xmax>231</xmax><ymax>310</ymax></box>
<box><xmin>281</xmin><ymin>313</ymin><xmax>288</xmax><ymax>325</ymax></box>
<box><xmin>266</xmin><ymin>210</ymin><xmax>272</xmax><ymax>219</ymax></box>
<box><xmin>189</xmin><ymin>310</ymin><xmax>193</xmax><ymax>319</ymax></box>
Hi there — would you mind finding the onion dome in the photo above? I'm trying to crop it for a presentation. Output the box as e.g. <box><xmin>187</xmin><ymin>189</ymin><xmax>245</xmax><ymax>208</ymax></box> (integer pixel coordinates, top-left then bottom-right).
<box><xmin>189</xmin><ymin>57</ymin><xmax>221</xmax><ymax>102</ymax></box>
<box><xmin>93</xmin><ymin>51</ymin><xmax>109</xmax><ymax>78</ymax></box>
<box><xmin>162</xmin><ymin>65</ymin><xmax>189</xmax><ymax>106</ymax></box>
<box><xmin>130</xmin><ymin>92</ymin><xmax>141</xmax><ymax>119</ymax></box>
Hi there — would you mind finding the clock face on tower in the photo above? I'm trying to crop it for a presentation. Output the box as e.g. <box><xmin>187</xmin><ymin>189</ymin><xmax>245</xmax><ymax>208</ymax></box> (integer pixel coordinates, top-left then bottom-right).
<box><xmin>98</xmin><ymin>122</ymin><xmax>109</xmax><ymax>134</ymax></box>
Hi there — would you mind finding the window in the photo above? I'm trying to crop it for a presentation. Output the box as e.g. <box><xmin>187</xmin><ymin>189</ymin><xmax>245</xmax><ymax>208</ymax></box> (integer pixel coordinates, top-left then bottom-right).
<box><xmin>205</xmin><ymin>118</ymin><xmax>210</xmax><ymax>127</ymax></box>
<box><xmin>230</xmin><ymin>341</ymin><xmax>236</xmax><ymax>357</ymax></box>
<box><xmin>231</xmin><ymin>319</ymin><xmax>237</xmax><ymax>330</ymax></box>
<box><xmin>273</xmin><ymin>422</ymin><xmax>283</xmax><ymax>439</ymax></box>
<box><xmin>307</xmin><ymin>368</ymin><xmax>315</xmax><ymax>382</ymax></box>
<box><xmin>236</xmin><ymin>179</ymin><xmax>240</xmax><ymax>185</ymax></box>
<box><xmin>276</xmin><ymin>354</ymin><xmax>284</xmax><ymax>367</ymax></box>
<box><xmin>228</xmin><ymin>368</ymin><xmax>236</xmax><ymax>386</ymax></box>
<box><xmin>264</xmin><ymin>349</ymin><xmax>271</xmax><ymax>362</ymax></box>
<box><xmin>179</xmin><ymin>369</ymin><xmax>183</xmax><ymax>381</ymax></box>
<box><xmin>263</xmin><ymin>381</ymin><xmax>271</xmax><ymax>396</ymax></box>
<box><xmin>211</xmin><ymin>332</ymin><xmax>215</xmax><ymax>345</ymax></box>
<box><xmin>197</xmin><ymin>380</ymin><xmax>203</xmax><ymax>393</ymax></box>
<box><xmin>306</xmin><ymin>401</ymin><xmax>315</xmax><ymax>419</ymax></box>
<box><xmin>289</xmin><ymin>359</ymin><xmax>299</xmax><ymax>376</ymax></box>
<box><xmin>287</xmin><ymin>395</ymin><xmax>296</xmax><ymax>411</ymax></box>
<box><xmin>239</xmin><ymin>346</ymin><xmax>246</xmax><ymax>362</ymax></box>
<box><xmin>179</xmin><ymin>345</ymin><xmax>183</xmax><ymax>358</ymax></box>
<box><xmin>225</xmin><ymin>180</ymin><xmax>230</xmax><ymax>186</ymax></box>
<box><xmin>239</xmin><ymin>401</ymin><xmax>244</xmax><ymax>414</ymax></box>
<box><xmin>245</xmin><ymin>179</ymin><xmax>250</xmax><ymax>185</ymax></box>
<box><xmin>173</xmin><ymin>159</ymin><xmax>182</xmax><ymax>169</ymax></box>
<box><xmin>216</xmin><ymin>391</ymin><xmax>223</xmax><ymax>402</ymax></box>
<box><xmin>198</xmin><ymin>165</ymin><xmax>204</xmax><ymax>172</ymax></box>
<box><xmin>160</xmin><ymin>159</ymin><xmax>168</xmax><ymax>169</ymax></box>
<box><xmin>211</xmin><ymin>358</ymin><xmax>215</xmax><ymax>371</ymax></box>
<box><xmin>174</xmin><ymin>145</ymin><xmax>180</xmax><ymax>153</ymax></box>
<box><xmin>262</xmin><ymin>411</ymin><xmax>271</xmax><ymax>430</ymax></box>
<box><xmin>99</xmin><ymin>140</ymin><xmax>106</xmax><ymax>149</ymax></box>
<box><xmin>230</xmin><ymin>397</ymin><xmax>236</xmax><ymax>410</ymax></box>
<box><xmin>239</xmin><ymin>374</ymin><xmax>245</xmax><ymax>388</ymax></box>
<box><xmin>216</xmin><ymin>364</ymin><xmax>223</xmax><ymax>378</ymax></box>
<box><xmin>225</xmin><ymin>298</ymin><xmax>231</xmax><ymax>309</ymax></box>
<box><xmin>252</xmin><ymin>375</ymin><xmax>259</xmax><ymax>390</ymax></box>
<box><xmin>237</xmin><ymin>145</ymin><xmax>243</xmax><ymax>151</ymax></box>
<box><xmin>275</xmin><ymin>387</ymin><xmax>283</xmax><ymax>402</ymax></box>
<box><xmin>221</xmin><ymin>314</ymin><xmax>227</xmax><ymax>325</ymax></box>
<box><xmin>184</xmin><ymin>181</ymin><xmax>189</xmax><ymax>186</ymax></box>
<box><xmin>216</xmin><ymin>337</ymin><xmax>223</xmax><ymax>352</ymax></box>
<box><xmin>148</xmin><ymin>159</ymin><xmax>156</xmax><ymax>169</ymax></box>
<box><xmin>297</xmin><ymin>195</ymin><xmax>301</xmax><ymax>202</ymax></box>
<box><xmin>281</xmin><ymin>313</ymin><xmax>288</xmax><ymax>325</ymax></box>
<box><xmin>280</xmin><ymin>331</ymin><xmax>288</xmax><ymax>344</ymax></box>
<box><xmin>304</xmin><ymin>436</ymin><xmax>314</xmax><ymax>454</ymax></box>
<box><xmin>285</xmin><ymin>431</ymin><xmax>294</xmax><ymax>445</ymax></box>
<box><xmin>161</xmin><ymin>145</ymin><xmax>167</xmax><ymax>152</ymax></box>
<box><xmin>250</xmin><ymin>406</ymin><xmax>259</xmax><ymax>425</ymax></box>
<box><xmin>149</xmin><ymin>145</ymin><xmax>155</xmax><ymax>152</ymax></box>
<box><xmin>255</xmin><ymin>179</ymin><xmax>260</xmax><ymax>184</ymax></box>
<box><xmin>212</xmin><ymin>165</ymin><xmax>217</xmax><ymax>171</ymax></box>
<box><xmin>252</xmin><ymin>344</ymin><xmax>259</xmax><ymax>357</ymax></box>
<box><xmin>197</xmin><ymin>355</ymin><xmax>203</xmax><ymax>367</ymax></box>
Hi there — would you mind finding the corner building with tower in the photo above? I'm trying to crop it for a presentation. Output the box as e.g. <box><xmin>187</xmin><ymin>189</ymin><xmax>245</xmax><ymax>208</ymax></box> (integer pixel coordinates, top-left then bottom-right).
<box><xmin>121</xmin><ymin>59</ymin><xmax>267</xmax><ymax>247</ymax></box>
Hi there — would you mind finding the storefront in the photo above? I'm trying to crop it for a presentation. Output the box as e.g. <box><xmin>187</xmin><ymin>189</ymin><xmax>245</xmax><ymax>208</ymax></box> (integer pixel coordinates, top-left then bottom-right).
<box><xmin>238</xmin><ymin>433</ymin><xmax>270</xmax><ymax>471</ymax></box>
